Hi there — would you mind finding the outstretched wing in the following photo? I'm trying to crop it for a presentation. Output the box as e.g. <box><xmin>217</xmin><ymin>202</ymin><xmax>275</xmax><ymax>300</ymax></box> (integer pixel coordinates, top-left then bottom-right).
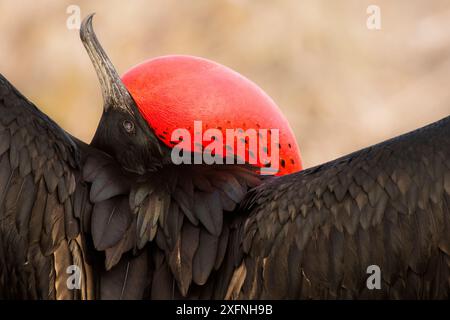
<box><xmin>225</xmin><ymin>116</ymin><xmax>450</xmax><ymax>299</ymax></box>
<box><xmin>0</xmin><ymin>74</ymin><xmax>95</xmax><ymax>299</ymax></box>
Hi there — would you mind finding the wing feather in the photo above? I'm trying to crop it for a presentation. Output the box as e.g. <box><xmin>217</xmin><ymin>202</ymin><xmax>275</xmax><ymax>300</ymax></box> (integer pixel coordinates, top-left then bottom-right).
<box><xmin>0</xmin><ymin>74</ymin><xmax>95</xmax><ymax>299</ymax></box>
<box><xmin>227</xmin><ymin>116</ymin><xmax>450</xmax><ymax>299</ymax></box>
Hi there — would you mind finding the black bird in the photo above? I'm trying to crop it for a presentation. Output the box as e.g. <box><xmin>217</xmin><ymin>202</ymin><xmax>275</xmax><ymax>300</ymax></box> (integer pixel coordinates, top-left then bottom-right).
<box><xmin>0</xmin><ymin>15</ymin><xmax>449</xmax><ymax>299</ymax></box>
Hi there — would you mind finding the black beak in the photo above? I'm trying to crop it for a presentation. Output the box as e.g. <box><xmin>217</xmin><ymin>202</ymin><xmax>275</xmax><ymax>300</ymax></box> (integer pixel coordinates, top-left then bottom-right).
<box><xmin>80</xmin><ymin>13</ymin><xmax>135</xmax><ymax>115</ymax></box>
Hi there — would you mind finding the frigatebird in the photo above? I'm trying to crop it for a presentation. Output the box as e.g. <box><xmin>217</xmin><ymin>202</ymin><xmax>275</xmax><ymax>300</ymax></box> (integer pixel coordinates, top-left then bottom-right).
<box><xmin>0</xmin><ymin>15</ymin><xmax>449</xmax><ymax>299</ymax></box>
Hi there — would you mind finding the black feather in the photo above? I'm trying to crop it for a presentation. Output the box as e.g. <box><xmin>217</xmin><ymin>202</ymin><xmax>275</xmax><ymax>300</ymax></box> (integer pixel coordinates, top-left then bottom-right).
<box><xmin>193</xmin><ymin>230</ymin><xmax>218</xmax><ymax>285</ymax></box>
<box><xmin>92</xmin><ymin>196</ymin><xmax>131</xmax><ymax>251</ymax></box>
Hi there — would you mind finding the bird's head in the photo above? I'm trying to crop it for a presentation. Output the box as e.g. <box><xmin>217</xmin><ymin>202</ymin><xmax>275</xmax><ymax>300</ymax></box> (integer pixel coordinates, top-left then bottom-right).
<box><xmin>81</xmin><ymin>14</ymin><xmax>302</xmax><ymax>175</ymax></box>
<box><xmin>81</xmin><ymin>14</ymin><xmax>167</xmax><ymax>174</ymax></box>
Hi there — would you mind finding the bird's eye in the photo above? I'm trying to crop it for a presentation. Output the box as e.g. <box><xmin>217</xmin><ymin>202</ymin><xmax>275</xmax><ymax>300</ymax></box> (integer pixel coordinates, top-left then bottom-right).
<box><xmin>122</xmin><ymin>120</ymin><xmax>135</xmax><ymax>133</ymax></box>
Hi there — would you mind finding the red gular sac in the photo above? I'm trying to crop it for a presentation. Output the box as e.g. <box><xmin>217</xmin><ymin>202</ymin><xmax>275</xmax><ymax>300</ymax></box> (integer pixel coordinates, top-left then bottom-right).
<box><xmin>122</xmin><ymin>55</ymin><xmax>302</xmax><ymax>175</ymax></box>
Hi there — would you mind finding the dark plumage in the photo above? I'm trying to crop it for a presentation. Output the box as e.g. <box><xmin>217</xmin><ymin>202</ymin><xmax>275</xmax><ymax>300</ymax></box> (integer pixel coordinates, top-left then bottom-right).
<box><xmin>0</xmin><ymin>74</ymin><xmax>92</xmax><ymax>299</ymax></box>
<box><xmin>0</xmin><ymin>14</ymin><xmax>449</xmax><ymax>300</ymax></box>
<box><xmin>223</xmin><ymin>116</ymin><xmax>450</xmax><ymax>299</ymax></box>
<box><xmin>0</xmin><ymin>73</ymin><xmax>260</xmax><ymax>299</ymax></box>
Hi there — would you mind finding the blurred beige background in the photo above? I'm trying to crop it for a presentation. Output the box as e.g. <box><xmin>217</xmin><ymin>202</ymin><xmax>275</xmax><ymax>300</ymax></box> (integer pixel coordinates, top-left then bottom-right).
<box><xmin>0</xmin><ymin>0</ymin><xmax>449</xmax><ymax>168</ymax></box>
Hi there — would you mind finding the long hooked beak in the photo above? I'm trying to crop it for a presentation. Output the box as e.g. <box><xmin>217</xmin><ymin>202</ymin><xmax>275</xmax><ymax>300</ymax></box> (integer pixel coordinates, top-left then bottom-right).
<box><xmin>80</xmin><ymin>13</ymin><xmax>135</xmax><ymax>115</ymax></box>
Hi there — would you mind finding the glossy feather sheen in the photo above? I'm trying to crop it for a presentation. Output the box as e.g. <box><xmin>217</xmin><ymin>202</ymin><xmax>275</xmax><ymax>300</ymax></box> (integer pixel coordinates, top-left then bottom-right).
<box><xmin>0</xmin><ymin>74</ymin><xmax>94</xmax><ymax>299</ymax></box>
<box><xmin>226</xmin><ymin>116</ymin><xmax>450</xmax><ymax>299</ymax></box>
